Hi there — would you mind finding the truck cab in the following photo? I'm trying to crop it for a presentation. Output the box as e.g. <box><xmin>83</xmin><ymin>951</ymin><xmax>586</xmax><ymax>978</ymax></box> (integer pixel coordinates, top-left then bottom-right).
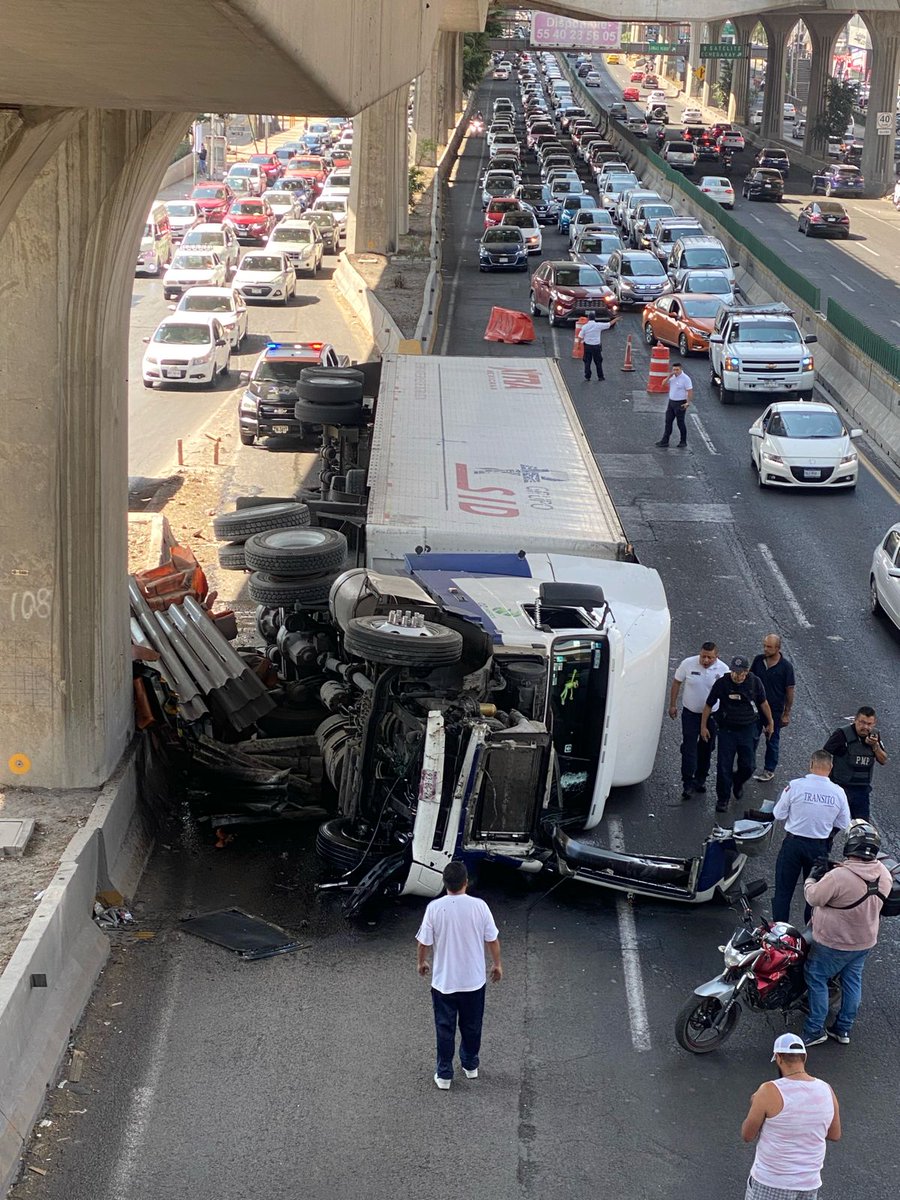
<box><xmin>708</xmin><ymin>303</ymin><xmax>816</xmax><ymax>405</ymax></box>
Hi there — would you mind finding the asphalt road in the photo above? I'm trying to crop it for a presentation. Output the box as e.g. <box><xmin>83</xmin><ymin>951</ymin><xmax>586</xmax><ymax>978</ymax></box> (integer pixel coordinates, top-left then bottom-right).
<box><xmin>582</xmin><ymin>54</ymin><xmax>900</xmax><ymax>346</ymax></box>
<box><xmin>11</xmin><ymin>76</ymin><xmax>900</xmax><ymax>1200</ymax></box>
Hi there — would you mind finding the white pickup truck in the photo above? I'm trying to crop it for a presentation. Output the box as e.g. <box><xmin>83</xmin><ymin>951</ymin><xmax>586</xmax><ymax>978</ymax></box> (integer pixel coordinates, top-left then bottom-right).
<box><xmin>708</xmin><ymin>302</ymin><xmax>817</xmax><ymax>405</ymax></box>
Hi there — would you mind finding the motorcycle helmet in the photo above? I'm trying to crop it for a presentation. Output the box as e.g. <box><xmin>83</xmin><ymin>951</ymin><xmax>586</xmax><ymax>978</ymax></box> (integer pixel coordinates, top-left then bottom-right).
<box><xmin>844</xmin><ymin>819</ymin><xmax>881</xmax><ymax>861</ymax></box>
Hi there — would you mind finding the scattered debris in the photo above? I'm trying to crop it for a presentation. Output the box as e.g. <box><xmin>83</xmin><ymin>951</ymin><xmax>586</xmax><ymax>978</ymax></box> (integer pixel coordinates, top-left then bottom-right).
<box><xmin>0</xmin><ymin>817</ymin><xmax>36</xmax><ymax>857</ymax></box>
<box><xmin>180</xmin><ymin>908</ymin><xmax>308</xmax><ymax>960</ymax></box>
<box><xmin>26</xmin><ymin>1166</ymin><xmax>47</xmax><ymax>1177</ymax></box>
<box><xmin>38</xmin><ymin>1120</ymin><xmax>52</xmax><ymax>1128</ymax></box>
<box><xmin>93</xmin><ymin>902</ymin><xmax>134</xmax><ymax>929</ymax></box>
<box><xmin>68</xmin><ymin>1049</ymin><xmax>86</xmax><ymax>1082</ymax></box>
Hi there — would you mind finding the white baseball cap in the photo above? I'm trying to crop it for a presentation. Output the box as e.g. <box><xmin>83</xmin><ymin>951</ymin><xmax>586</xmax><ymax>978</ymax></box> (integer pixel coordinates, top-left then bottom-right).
<box><xmin>771</xmin><ymin>1033</ymin><xmax>807</xmax><ymax>1061</ymax></box>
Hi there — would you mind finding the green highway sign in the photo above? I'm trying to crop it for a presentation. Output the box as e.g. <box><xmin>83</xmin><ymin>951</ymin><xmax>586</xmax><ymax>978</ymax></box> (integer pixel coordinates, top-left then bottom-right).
<box><xmin>648</xmin><ymin>42</ymin><xmax>678</xmax><ymax>54</ymax></box>
<box><xmin>700</xmin><ymin>43</ymin><xmax>747</xmax><ymax>59</ymax></box>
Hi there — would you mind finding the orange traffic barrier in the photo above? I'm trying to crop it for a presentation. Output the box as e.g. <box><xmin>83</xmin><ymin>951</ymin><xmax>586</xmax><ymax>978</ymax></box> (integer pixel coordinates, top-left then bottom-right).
<box><xmin>647</xmin><ymin>344</ymin><xmax>670</xmax><ymax>393</ymax></box>
<box><xmin>621</xmin><ymin>333</ymin><xmax>635</xmax><ymax>372</ymax></box>
<box><xmin>483</xmin><ymin>306</ymin><xmax>536</xmax><ymax>344</ymax></box>
<box><xmin>572</xmin><ymin>316</ymin><xmax>588</xmax><ymax>358</ymax></box>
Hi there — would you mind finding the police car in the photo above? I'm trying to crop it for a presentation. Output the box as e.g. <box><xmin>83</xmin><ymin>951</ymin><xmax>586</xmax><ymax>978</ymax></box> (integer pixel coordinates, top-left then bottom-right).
<box><xmin>238</xmin><ymin>340</ymin><xmax>349</xmax><ymax>446</ymax></box>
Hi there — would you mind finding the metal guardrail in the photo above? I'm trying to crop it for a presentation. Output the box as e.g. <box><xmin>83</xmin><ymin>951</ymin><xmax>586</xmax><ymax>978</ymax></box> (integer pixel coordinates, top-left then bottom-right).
<box><xmin>827</xmin><ymin>299</ymin><xmax>900</xmax><ymax>383</ymax></box>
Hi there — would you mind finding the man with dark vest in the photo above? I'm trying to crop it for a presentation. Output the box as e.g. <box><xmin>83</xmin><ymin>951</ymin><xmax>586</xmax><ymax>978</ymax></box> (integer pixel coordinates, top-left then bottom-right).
<box><xmin>822</xmin><ymin>706</ymin><xmax>887</xmax><ymax>820</ymax></box>
<box><xmin>701</xmin><ymin>655</ymin><xmax>774</xmax><ymax>813</ymax></box>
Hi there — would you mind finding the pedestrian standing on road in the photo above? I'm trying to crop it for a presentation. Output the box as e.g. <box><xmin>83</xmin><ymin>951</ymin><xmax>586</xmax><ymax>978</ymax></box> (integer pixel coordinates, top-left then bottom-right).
<box><xmin>576</xmin><ymin>311</ymin><xmax>616</xmax><ymax>382</ymax></box>
<box><xmin>701</xmin><ymin>656</ymin><xmax>773</xmax><ymax>813</ymax></box>
<box><xmin>197</xmin><ymin>142</ymin><xmax>208</xmax><ymax>178</ymax></box>
<box><xmin>668</xmin><ymin>640</ymin><xmax>730</xmax><ymax>800</ymax></box>
<box><xmin>822</xmin><ymin>706</ymin><xmax>887</xmax><ymax>820</ymax></box>
<box><xmin>741</xmin><ymin>1033</ymin><xmax>840</xmax><ymax>1200</ymax></box>
<box><xmin>770</xmin><ymin>750</ymin><xmax>851</xmax><ymax>924</ymax></box>
<box><xmin>802</xmin><ymin>819</ymin><xmax>892</xmax><ymax>1047</ymax></box>
<box><xmin>416</xmin><ymin>861</ymin><xmax>502</xmax><ymax>1090</ymax></box>
<box><xmin>655</xmin><ymin>362</ymin><xmax>693</xmax><ymax>448</ymax></box>
<box><xmin>751</xmin><ymin>634</ymin><xmax>796</xmax><ymax>782</ymax></box>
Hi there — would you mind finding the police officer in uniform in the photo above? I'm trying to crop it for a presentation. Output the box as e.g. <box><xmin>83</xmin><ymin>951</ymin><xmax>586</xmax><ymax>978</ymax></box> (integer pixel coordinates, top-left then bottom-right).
<box><xmin>822</xmin><ymin>706</ymin><xmax>887</xmax><ymax>820</ymax></box>
<box><xmin>701</xmin><ymin>655</ymin><xmax>774</xmax><ymax>813</ymax></box>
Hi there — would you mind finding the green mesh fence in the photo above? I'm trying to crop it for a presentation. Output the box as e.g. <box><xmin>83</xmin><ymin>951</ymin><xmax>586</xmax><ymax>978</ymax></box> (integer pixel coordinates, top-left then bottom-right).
<box><xmin>827</xmin><ymin>299</ymin><xmax>900</xmax><ymax>382</ymax></box>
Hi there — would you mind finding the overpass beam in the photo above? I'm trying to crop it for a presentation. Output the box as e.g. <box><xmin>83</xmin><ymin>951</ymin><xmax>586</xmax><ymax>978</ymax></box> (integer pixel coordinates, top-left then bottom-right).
<box><xmin>0</xmin><ymin>106</ymin><xmax>189</xmax><ymax>790</ymax></box>
<box><xmin>727</xmin><ymin>18</ymin><xmax>756</xmax><ymax>126</ymax></box>
<box><xmin>802</xmin><ymin>15</ymin><xmax>847</xmax><ymax>160</ymax></box>
<box><xmin>701</xmin><ymin>21</ymin><xmax>723</xmax><ymax>111</ymax></box>
<box><xmin>860</xmin><ymin>11</ymin><xmax>900</xmax><ymax>197</ymax></box>
<box><xmin>760</xmin><ymin>14</ymin><xmax>796</xmax><ymax>143</ymax></box>
<box><xmin>346</xmin><ymin>86</ymin><xmax>409</xmax><ymax>254</ymax></box>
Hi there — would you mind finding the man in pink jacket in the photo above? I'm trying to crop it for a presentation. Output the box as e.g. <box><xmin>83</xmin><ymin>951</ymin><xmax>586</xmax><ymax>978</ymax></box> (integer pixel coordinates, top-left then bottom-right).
<box><xmin>802</xmin><ymin>819</ymin><xmax>893</xmax><ymax>1047</ymax></box>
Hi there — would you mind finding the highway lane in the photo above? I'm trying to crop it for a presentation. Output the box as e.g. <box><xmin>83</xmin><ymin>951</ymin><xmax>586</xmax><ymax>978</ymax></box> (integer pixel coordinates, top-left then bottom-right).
<box><xmin>578</xmin><ymin>54</ymin><xmax>900</xmax><ymax>345</ymax></box>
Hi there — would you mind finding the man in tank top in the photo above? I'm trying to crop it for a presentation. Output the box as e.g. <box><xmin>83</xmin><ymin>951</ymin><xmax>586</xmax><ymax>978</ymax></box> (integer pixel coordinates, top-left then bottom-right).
<box><xmin>740</xmin><ymin>1033</ymin><xmax>841</xmax><ymax>1200</ymax></box>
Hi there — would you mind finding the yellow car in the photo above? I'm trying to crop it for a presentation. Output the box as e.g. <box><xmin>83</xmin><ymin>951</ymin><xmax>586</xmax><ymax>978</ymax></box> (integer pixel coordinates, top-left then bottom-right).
<box><xmin>607</xmin><ymin>54</ymin><xmax>620</xmax><ymax>64</ymax></box>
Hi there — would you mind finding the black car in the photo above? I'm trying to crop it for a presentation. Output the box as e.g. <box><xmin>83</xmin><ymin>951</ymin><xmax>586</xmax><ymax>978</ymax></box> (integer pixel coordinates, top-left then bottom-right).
<box><xmin>797</xmin><ymin>199</ymin><xmax>850</xmax><ymax>239</ymax></box>
<box><xmin>515</xmin><ymin>183</ymin><xmax>557</xmax><ymax>225</ymax></box>
<box><xmin>755</xmin><ymin>146</ymin><xmax>790</xmax><ymax>177</ymax></box>
<box><xmin>609</xmin><ymin>103</ymin><xmax>628</xmax><ymax>121</ymax></box>
<box><xmin>742</xmin><ymin>168</ymin><xmax>785</xmax><ymax>201</ymax></box>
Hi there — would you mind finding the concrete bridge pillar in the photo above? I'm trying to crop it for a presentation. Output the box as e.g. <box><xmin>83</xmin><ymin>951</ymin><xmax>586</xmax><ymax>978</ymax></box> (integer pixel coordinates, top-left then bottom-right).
<box><xmin>0</xmin><ymin>106</ymin><xmax>189</xmax><ymax>789</ymax></box>
<box><xmin>685</xmin><ymin>22</ymin><xmax>703</xmax><ymax>99</ymax></box>
<box><xmin>727</xmin><ymin>18</ymin><xmax>756</xmax><ymax>126</ymax></box>
<box><xmin>860</xmin><ymin>11</ymin><xmax>900</xmax><ymax>196</ymax></box>
<box><xmin>346</xmin><ymin>85</ymin><xmax>409</xmax><ymax>254</ymax></box>
<box><xmin>760</xmin><ymin>14</ymin><xmax>796</xmax><ymax>142</ymax></box>
<box><xmin>701</xmin><ymin>21</ymin><xmax>723</xmax><ymax>110</ymax></box>
<box><xmin>415</xmin><ymin>30</ymin><xmax>462</xmax><ymax>165</ymax></box>
<box><xmin>802</xmin><ymin>15</ymin><xmax>847</xmax><ymax>160</ymax></box>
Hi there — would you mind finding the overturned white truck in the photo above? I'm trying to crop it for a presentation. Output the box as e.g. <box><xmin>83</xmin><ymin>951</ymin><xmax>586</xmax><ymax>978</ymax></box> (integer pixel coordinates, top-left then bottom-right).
<box><xmin>308</xmin><ymin>355</ymin><xmax>673</xmax><ymax>911</ymax></box>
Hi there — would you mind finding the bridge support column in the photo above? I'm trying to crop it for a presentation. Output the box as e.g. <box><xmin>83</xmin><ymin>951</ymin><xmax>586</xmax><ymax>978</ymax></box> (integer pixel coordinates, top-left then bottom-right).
<box><xmin>685</xmin><ymin>22</ymin><xmax>703</xmax><ymax>99</ymax></box>
<box><xmin>0</xmin><ymin>106</ymin><xmax>189</xmax><ymax>789</ymax></box>
<box><xmin>701</xmin><ymin>21</ymin><xmax>723</xmax><ymax>111</ymax></box>
<box><xmin>760</xmin><ymin>15</ymin><xmax>795</xmax><ymax>142</ymax></box>
<box><xmin>415</xmin><ymin>30</ymin><xmax>461</xmax><ymax>165</ymax></box>
<box><xmin>860</xmin><ymin>11</ymin><xmax>900</xmax><ymax>196</ymax></box>
<box><xmin>346</xmin><ymin>85</ymin><xmax>409</xmax><ymax>254</ymax></box>
<box><xmin>803</xmin><ymin>15</ymin><xmax>847</xmax><ymax>160</ymax></box>
<box><xmin>727</xmin><ymin>18</ymin><xmax>756</xmax><ymax>126</ymax></box>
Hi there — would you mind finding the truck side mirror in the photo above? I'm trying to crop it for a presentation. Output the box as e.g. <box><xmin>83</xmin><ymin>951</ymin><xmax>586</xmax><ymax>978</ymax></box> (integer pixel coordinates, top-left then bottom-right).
<box><xmin>804</xmin><ymin>334</ymin><xmax>817</xmax><ymax>344</ymax></box>
<box><xmin>709</xmin><ymin>334</ymin><xmax>724</xmax><ymax>344</ymax></box>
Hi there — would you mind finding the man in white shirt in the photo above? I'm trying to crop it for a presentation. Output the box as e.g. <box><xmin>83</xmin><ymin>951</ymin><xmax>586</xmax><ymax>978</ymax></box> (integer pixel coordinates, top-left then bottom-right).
<box><xmin>771</xmin><ymin>750</ymin><xmax>851</xmax><ymax>924</ymax></box>
<box><xmin>575</xmin><ymin>310</ymin><xmax>616</xmax><ymax>381</ymax></box>
<box><xmin>416</xmin><ymin>861</ymin><xmax>502</xmax><ymax>1089</ymax></box>
<box><xmin>668</xmin><ymin>640</ymin><xmax>730</xmax><ymax>800</ymax></box>
<box><xmin>655</xmin><ymin>362</ymin><xmax>693</xmax><ymax>448</ymax></box>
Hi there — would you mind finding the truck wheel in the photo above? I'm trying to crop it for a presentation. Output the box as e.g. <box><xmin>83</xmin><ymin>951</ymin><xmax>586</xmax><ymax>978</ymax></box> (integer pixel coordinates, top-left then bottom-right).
<box><xmin>294</xmin><ymin>398</ymin><xmax>365</xmax><ymax>425</ymax></box>
<box><xmin>300</xmin><ymin>366</ymin><xmax>365</xmax><ymax>386</ymax></box>
<box><xmin>297</xmin><ymin>376</ymin><xmax>363</xmax><ymax>404</ymax></box>
<box><xmin>244</xmin><ymin>527</ymin><xmax>347</xmax><ymax>575</ymax></box>
<box><xmin>248</xmin><ymin>570</ymin><xmax>341</xmax><ymax>606</ymax></box>
<box><xmin>316</xmin><ymin>818</ymin><xmax>396</xmax><ymax>873</ymax></box>
<box><xmin>343</xmin><ymin>614</ymin><xmax>463</xmax><ymax>666</ymax></box>
<box><xmin>212</xmin><ymin>501</ymin><xmax>310</xmax><ymax>542</ymax></box>
<box><xmin>719</xmin><ymin>380</ymin><xmax>737</xmax><ymax>405</ymax></box>
<box><xmin>240</xmin><ymin>430</ymin><xmax>256</xmax><ymax>446</ymax></box>
<box><xmin>217</xmin><ymin>542</ymin><xmax>247</xmax><ymax>570</ymax></box>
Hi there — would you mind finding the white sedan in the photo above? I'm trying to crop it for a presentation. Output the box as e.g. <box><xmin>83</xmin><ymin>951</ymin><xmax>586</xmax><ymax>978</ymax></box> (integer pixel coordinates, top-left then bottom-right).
<box><xmin>267</xmin><ymin>221</ymin><xmax>323</xmax><ymax>275</ymax></box>
<box><xmin>233</xmin><ymin>251</ymin><xmax>297</xmax><ymax>304</ymax></box>
<box><xmin>870</xmin><ymin>523</ymin><xmax>900</xmax><ymax>629</ymax></box>
<box><xmin>163</xmin><ymin>251</ymin><xmax>227</xmax><ymax>300</ymax></box>
<box><xmin>749</xmin><ymin>401</ymin><xmax>861</xmax><ymax>490</ymax></box>
<box><xmin>173</xmin><ymin>287</ymin><xmax>248</xmax><ymax>349</ymax></box>
<box><xmin>682</xmin><ymin>108</ymin><xmax>703</xmax><ymax>124</ymax></box>
<box><xmin>697</xmin><ymin>176</ymin><xmax>736</xmax><ymax>209</ymax></box>
<box><xmin>142</xmin><ymin>314</ymin><xmax>230</xmax><ymax>388</ymax></box>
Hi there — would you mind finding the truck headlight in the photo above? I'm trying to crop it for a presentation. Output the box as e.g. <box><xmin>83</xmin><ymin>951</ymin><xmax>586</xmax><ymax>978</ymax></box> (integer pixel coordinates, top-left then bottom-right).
<box><xmin>240</xmin><ymin>396</ymin><xmax>257</xmax><ymax>414</ymax></box>
<box><xmin>724</xmin><ymin>356</ymin><xmax>740</xmax><ymax>370</ymax></box>
<box><xmin>801</xmin><ymin>355</ymin><xmax>814</xmax><ymax>371</ymax></box>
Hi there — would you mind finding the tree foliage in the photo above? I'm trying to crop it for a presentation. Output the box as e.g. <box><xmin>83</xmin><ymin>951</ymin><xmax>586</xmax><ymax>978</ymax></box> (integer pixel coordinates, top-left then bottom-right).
<box><xmin>813</xmin><ymin>78</ymin><xmax>856</xmax><ymax>140</ymax></box>
<box><xmin>463</xmin><ymin>6</ymin><xmax>504</xmax><ymax>92</ymax></box>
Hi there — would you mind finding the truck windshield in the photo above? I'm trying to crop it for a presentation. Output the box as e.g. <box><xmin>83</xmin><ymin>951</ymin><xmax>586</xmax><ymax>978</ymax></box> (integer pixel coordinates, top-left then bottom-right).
<box><xmin>548</xmin><ymin>638</ymin><xmax>609</xmax><ymax>817</ymax></box>
<box><xmin>733</xmin><ymin>322</ymin><xmax>799</xmax><ymax>343</ymax></box>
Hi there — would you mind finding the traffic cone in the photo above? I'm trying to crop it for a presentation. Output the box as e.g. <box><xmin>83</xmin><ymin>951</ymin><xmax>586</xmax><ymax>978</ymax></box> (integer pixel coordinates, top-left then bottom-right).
<box><xmin>621</xmin><ymin>333</ymin><xmax>635</xmax><ymax>371</ymax></box>
<box><xmin>572</xmin><ymin>316</ymin><xmax>587</xmax><ymax>359</ymax></box>
<box><xmin>647</xmin><ymin>344</ymin><xmax>670</xmax><ymax>393</ymax></box>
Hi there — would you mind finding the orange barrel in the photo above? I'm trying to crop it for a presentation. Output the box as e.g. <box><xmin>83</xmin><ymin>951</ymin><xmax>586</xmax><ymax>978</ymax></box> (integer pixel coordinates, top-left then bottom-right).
<box><xmin>572</xmin><ymin>316</ymin><xmax>588</xmax><ymax>358</ymax></box>
<box><xmin>647</xmin><ymin>344</ymin><xmax>671</xmax><ymax>393</ymax></box>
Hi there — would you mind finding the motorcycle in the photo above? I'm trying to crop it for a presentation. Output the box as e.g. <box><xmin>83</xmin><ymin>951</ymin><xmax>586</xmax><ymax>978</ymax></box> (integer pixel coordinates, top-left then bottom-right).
<box><xmin>468</xmin><ymin>117</ymin><xmax>485</xmax><ymax>137</ymax></box>
<box><xmin>675</xmin><ymin>880</ymin><xmax>827</xmax><ymax>1053</ymax></box>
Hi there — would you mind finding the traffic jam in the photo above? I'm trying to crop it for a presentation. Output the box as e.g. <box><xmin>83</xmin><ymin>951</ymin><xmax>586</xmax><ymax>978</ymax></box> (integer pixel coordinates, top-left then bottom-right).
<box><xmin>137</xmin><ymin>121</ymin><xmax>352</xmax><ymax>391</ymax></box>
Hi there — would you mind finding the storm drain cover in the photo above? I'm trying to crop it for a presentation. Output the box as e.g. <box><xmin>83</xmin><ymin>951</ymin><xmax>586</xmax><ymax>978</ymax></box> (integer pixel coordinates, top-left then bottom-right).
<box><xmin>180</xmin><ymin>908</ymin><xmax>306</xmax><ymax>960</ymax></box>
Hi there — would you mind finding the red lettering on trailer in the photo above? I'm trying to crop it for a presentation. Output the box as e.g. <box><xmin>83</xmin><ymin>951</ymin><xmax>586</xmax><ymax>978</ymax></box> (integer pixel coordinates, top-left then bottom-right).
<box><xmin>498</xmin><ymin>368</ymin><xmax>543</xmax><ymax>390</ymax></box>
<box><xmin>455</xmin><ymin>463</ymin><xmax>520</xmax><ymax>518</ymax></box>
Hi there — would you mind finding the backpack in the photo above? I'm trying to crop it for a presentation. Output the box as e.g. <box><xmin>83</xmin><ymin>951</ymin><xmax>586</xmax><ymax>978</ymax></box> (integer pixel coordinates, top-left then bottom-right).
<box><xmin>828</xmin><ymin>859</ymin><xmax>900</xmax><ymax>918</ymax></box>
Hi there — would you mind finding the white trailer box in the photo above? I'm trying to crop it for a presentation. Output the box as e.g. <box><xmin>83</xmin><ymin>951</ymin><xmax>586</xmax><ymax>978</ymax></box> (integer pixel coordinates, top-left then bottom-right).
<box><xmin>366</xmin><ymin>355</ymin><xmax>631</xmax><ymax>571</ymax></box>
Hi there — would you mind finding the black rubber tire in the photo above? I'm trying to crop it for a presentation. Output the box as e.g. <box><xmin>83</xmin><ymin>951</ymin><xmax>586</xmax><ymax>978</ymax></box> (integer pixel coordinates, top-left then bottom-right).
<box><xmin>870</xmin><ymin>576</ymin><xmax>882</xmax><ymax>616</ymax></box>
<box><xmin>674</xmin><ymin>995</ymin><xmax>740</xmax><ymax>1053</ymax></box>
<box><xmin>212</xmin><ymin>501</ymin><xmax>310</xmax><ymax>542</ymax></box>
<box><xmin>719</xmin><ymin>380</ymin><xmax>736</xmax><ymax>405</ymax></box>
<box><xmin>678</xmin><ymin>333</ymin><xmax>689</xmax><ymax>357</ymax></box>
<box><xmin>294</xmin><ymin>398</ymin><xmax>365</xmax><ymax>425</ymax></box>
<box><xmin>343</xmin><ymin>614</ymin><xmax>463</xmax><ymax>666</ymax></box>
<box><xmin>316</xmin><ymin>817</ymin><xmax>396</xmax><ymax>873</ymax></box>
<box><xmin>644</xmin><ymin>322</ymin><xmax>656</xmax><ymax>346</ymax></box>
<box><xmin>217</xmin><ymin>542</ymin><xmax>247</xmax><ymax>570</ymax></box>
<box><xmin>247</xmin><ymin>570</ymin><xmax>340</xmax><ymax>606</ymax></box>
<box><xmin>296</xmin><ymin>377</ymin><xmax>364</xmax><ymax>405</ymax></box>
<box><xmin>244</xmin><ymin>526</ymin><xmax>347</xmax><ymax>575</ymax></box>
<box><xmin>240</xmin><ymin>430</ymin><xmax>256</xmax><ymax>446</ymax></box>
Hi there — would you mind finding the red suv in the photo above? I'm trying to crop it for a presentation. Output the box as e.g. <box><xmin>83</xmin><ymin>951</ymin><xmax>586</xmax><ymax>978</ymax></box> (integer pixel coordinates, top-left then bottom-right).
<box><xmin>529</xmin><ymin>260</ymin><xmax>619</xmax><ymax>326</ymax></box>
<box><xmin>249</xmin><ymin>153</ymin><xmax>282</xmax><ymax>185</ymax></box>
<box><xmin>190</xmin><ymin>183</ymin><xmax>234</xmax><ymax>222</ymax></box>
<box><xmin>484</xmin><ymin>197</ymin><xmax>522</xmax><ymax>228</ymax></box>
<box><xmin>225</xmin><ymin>198</ymin><xmax>277</xmax><ymax>243</ymax></box>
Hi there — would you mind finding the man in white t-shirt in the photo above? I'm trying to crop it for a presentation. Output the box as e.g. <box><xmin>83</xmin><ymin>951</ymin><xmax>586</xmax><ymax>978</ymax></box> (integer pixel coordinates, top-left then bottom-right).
<box><xmin>416</xmin><ymin>861</ymin><xmax>502</xmax><ymax>1089</ymax></box>
<box><xmin>668</xmin><ymin>640</ymin><xmax>730</xmax><ymax>801</ymax></box>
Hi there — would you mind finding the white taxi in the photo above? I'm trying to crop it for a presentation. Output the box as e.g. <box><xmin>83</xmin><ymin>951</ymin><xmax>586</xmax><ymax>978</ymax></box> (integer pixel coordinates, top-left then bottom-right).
<box><xmin>697</xmin><ymin>176</ymin><xmax>736</xmax><ymax>209</ymax></box>
<box><xmin>162</xmin><ymin>250</ymin><xmax>227</xmax><ymax>300</ymax></box>
<box><xmin>142</xmin><ymin>314</ymin><xmax>230</xmax><ymax>388</ymax></box>
<box><xmin>173</xmin><ymin>287</ymin><xmax>248</xmax><ymax>349</ymax></box>
<box><xmin>749</xmin><ymin>401</ymin><xmax>861</xmax><ymax>490</ymax></box>
<box><xmin>233</xmin><ymin>251</ymin><xmax>297</xmax><ymax>304</ymax></box>
<box><xmin>870</xmin><ymin>524</ymin><xmax>900</xmax><ymax>630</ymax></box>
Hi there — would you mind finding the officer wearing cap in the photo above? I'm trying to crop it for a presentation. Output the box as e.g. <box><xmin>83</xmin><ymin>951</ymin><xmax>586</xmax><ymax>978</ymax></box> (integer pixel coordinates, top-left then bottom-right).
<box><xmin>701</xmin><ymin>656</ymin><xmax>773</xmax><ymax>813</ymax></box>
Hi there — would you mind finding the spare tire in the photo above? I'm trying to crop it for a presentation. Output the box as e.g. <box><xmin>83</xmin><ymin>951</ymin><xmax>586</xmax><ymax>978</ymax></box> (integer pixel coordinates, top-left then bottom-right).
<box><xmin>248</xmin><ymin>571</ymin><xmax>339</xmax><ymax>607</ymax></box>
<box><xmin>244</xmin><ymin>527</ymin><xmax>347</xmax><ymax>575</ymax></box>
<box><xmin>299</xmin><ymin>366</ymin><xmax>365</xmax><ymax>386</ymax></box>
<box><xmin>212</xmin><ymin>501</ymin><xmax>310</xmax><ymax>542</ymax></box>
<box><xmin>316</xmin><ymin>817</ymin><xmax>396</xmax><ymax>873</ymax></box>
<box><xmin>343</xmin><ymin>614</ymin><xmax>463</xmax><ymax>666</ymax></box>
<box><xmin>294</xmin><ymin>398</ymin><xmax>365</xmax><ymax>426</ymax></box>
<box><xmin>217</xmin><ymin>542</ymin><xmax>247</xmax><ymax>570</ymax></box>
<box><xmin>296</xmin><ymin>377</ymin><xmax>364</xmax><ymax>405</ymax></box>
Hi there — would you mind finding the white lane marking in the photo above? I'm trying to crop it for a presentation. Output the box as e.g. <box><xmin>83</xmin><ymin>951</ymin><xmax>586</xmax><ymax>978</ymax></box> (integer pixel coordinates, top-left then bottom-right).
<box><xmin>830</xmin><ymin>274</ymin><xmax>854</xmax><ymax>292</ymax></box>
<box><xmin>892</xmin><ymin>320</ymin><xmax>900</xmax><ymax>330</ymax></box>
<box><xmin>783</xmin><ymin>238</ymin><xmax>801</xmax><ymax>252</ymax></box>
<box><xmin>849</xmin><ymin>206</ymin><xmax>897</xmax><ymax>229</ymax></box>
<box><xmin>750</xmin><ymin>215</ymin><xmax>764</xmax><ymax>225</ymax></box>
<box><xmin>757</xmin><ymin>542</ymin><xmax>813</xmax><ymax>629</ymax></box>
<box><xmin>608</xmin><ymin>817</ymin><xmax>652</xmax><ymax>1052</ymax></box>
<box><xmin>858</xmin><ymin>243</ymin><xmax>880</xmax><ymax>257</ymax></box>
<box><xmin>550</xmin><ymin>324</ymin><xmax>561</xmax><ymax>359</ymax></box>
<box><xmin>690</xmin><ymin>412</ymin><xmax>718</xmax><ymax>455</ymax></box>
